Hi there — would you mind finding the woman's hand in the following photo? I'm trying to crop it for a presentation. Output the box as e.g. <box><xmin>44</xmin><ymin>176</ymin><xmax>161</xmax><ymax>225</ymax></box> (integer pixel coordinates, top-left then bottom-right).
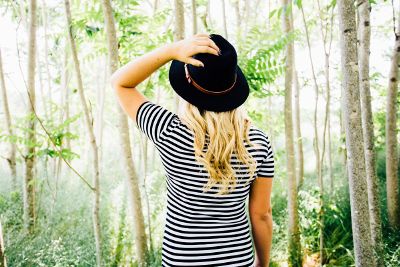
<box><xmin>171</xmin><ymin>33</ymin><xmax>221</xmax><ymax>67</ymax></box>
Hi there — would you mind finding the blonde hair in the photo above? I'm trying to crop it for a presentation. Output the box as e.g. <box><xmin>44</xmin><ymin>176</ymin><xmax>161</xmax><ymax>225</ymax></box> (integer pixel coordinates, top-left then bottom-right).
<box><xmin>178</xmin><ymin>99</ymin><xmax>259</xmax><ymax>195</ymax></box>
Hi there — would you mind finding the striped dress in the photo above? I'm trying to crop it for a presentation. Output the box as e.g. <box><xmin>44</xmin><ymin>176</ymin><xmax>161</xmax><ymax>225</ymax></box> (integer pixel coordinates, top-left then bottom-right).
<box><xmin>136</xmin><ymin>101</ymin><xmax>274</xmax><ymax>267</ymax></box>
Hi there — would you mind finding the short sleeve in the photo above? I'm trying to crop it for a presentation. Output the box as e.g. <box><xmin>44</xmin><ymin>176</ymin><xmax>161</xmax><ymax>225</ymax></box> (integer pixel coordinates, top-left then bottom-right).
<box><xmin>257</xmin><ymin>135</ymin><xmax>274</xmax><ymax>178</ymax></box>
<box><xmin>135</xmin><ymin>100</ymin><xmax>177</xmax><ymax>145</ymax></box>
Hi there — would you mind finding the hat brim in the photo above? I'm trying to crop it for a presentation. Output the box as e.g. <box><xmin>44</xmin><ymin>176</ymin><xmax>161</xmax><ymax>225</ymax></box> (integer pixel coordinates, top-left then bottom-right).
<box><xmin>168</xmin><ymin>60</ymin><xmax>250</xmax><ymax>112</ymax></box>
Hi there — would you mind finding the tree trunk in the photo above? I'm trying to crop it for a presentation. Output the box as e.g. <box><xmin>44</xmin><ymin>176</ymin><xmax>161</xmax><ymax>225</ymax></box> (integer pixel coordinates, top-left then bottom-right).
<box><xmin>101</xmin><ymin>0</ymin><xmax>149</xmax><ymax>265</ymax></box>
<box><xmin>242</xmin><ymin>0</ymin><xmax>250</xmax><ymax>39</ymax></box>
<box><xmin>56</xmin><ymin>43</ymin><xmax>72</xmax><ymax>185</ymax></box>
<box><xmin>95</xmin><ymin>56</ymin><xmax>107</xmax><ymax>168</ymax></box>
<box><xmin>0</xmin><ymin>50</ymin><xmax>17</xmax><ymax>190</ymax></box>
<box><xmin>221</xmin><ymin>0</ymin><xmax>228</xmax><ymax>39</ymax></box>
<box><xmin>300</xmin><ymin>3</ymin><xmax>326</xmax><ymax>262</ymax></box>
<box><xmin>339</xmin><ymin>91</ymin><xmax>348</xmax><ymax>182</ymax></box>
<box><xmin>385</xmin><ymin>2</ymin><xmax>400</xmax><ymax>231</ymax></box>
<box><xmin>327</xmin><ymin>113</ymin><xmax>333</xmax><ymax>195</ymax></box>
<box><xmin>24</xmin><ymin>0</ymin><xmax>37</xmax><ymax>234</ymax></box>
<box><xmin>337</xmin><ymin>1</ymin><xmax>375</xmax><ymax>266</ymax></box>
<box><xmin>191</xmin><ymin>0</ymin><xmax>197</xmax><ymax>35</ymax></box>
<box><xmin>281</xmin><ymin>0</ymin><xmax>302</xmax><ymax>265</ymax></box>
<box><xmin>64</xmin><ymin>1</ymin><xmax>102</xmax><ymax>265</ymax></box>
<box><xmin>317</xmin><ymin>1</ymin><xmax>335</xmax><ymax>262</ymax></box>
<box><xmin>173</xmin><ymin>0</ymin><xmax>184</xmax><ymax>112</ymax></box>
<box><xmin>53</xmin><ymin>45</ymin><xmax>70</xmax><ymax>210</ymax></box>
<box><xmin>0</xmin><ymin>220</ymin><xmax>6</xmax><ymax>267</ymax></box>
<box><xmin>233</xmin><ymin>0</ymin><xmax>241</xmax><ymax>44</ymax></box>
<box><xmin>153</xmin><ymin>0</ymin><xmax>159</xmax><ymax>14</ymax></box>
<box><xmin>62</xmin><ymin>44</ymin><xmax>72</xmax><ymax>152</ymax></box>
<box><xmin>357</xmin><ymin>1</ymin><xmax>385</xmax><ymax>265</ymax></box>
<box><xmin>293</xmin><ymin>69</ymin><xmax>304</xmax><ymax>190</ymax></box>
<box><xmin>41</xmin><ymin>0</ymin><xmax>53</xmax><ymax>109</ymax></box>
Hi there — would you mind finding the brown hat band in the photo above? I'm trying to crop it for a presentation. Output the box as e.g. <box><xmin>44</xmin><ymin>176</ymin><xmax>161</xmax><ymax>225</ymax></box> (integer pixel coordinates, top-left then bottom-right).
<box><xmin>184</xmin><ymin>63</ymin><xmax>237</xmax><ymax>95</ymax></box>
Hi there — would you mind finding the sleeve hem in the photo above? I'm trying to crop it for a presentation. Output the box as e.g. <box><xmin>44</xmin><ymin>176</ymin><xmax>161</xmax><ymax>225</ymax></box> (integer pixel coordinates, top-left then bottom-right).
<box><xmin>136</xmin><ymin>100</ymin><xmax>151</xmax><ymax>128</ymax></box>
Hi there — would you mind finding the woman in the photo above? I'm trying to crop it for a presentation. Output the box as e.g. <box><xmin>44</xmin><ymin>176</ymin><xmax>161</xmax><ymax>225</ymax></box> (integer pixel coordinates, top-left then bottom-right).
<box><xmin>111</xmin><ymin>33</ymin><xmax>274</xmax><ymax>267</ymax></box>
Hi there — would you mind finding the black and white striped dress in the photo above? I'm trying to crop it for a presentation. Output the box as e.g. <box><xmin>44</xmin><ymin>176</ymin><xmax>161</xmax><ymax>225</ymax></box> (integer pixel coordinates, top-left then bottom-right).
<box><xmin>136</xmin><ymin>101</ymin><xmax>274</xmax><ymax>267</ymax></box>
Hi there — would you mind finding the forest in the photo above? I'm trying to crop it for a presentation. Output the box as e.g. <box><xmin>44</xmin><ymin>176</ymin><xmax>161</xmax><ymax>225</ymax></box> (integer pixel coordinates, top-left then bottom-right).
<box><xmin>0</xmin><ymin>0</ymin><xmax>400</xmax><ymax>266</ymax></box>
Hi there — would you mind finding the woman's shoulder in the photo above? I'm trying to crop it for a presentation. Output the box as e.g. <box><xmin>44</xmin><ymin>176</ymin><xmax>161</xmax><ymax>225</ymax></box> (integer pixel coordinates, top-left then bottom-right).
<box><xmin>248</xmin><ymin>123</ymin><xmax>271</xmax><ymax>142</ymax></box>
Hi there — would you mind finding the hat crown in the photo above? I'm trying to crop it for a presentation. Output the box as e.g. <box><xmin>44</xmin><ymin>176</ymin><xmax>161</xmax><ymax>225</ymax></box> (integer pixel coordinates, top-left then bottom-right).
<box><xmin>187</xmin><ymin>34</ymin><xmax>238</xmax><ymax>92</ymax></box>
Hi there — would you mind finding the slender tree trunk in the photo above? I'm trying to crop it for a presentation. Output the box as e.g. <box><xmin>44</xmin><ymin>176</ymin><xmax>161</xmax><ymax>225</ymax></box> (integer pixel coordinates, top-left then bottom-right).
<box><xmin>357</xmin><ymin>1</ymin><xmax>385</xmax><ymax>265</ymax></box>
<box><xmin>62</xmin><ymin>44</ymin><xmax>72</xmax><ymax>153</ymax></box>
<box><xmin>316</xmin><ymin>0</ymin><xmax>334</xmax><ymax>192</ymax></box>
<box><xmin>101</xmin><ymin>1</ymin><xmax>149</xmax><ymax>265</ymax></box>
<box><xmin>142</xmin><ymin>131</ymin><xmax>153</xmax><ymax>254</ymax></box>
<box><xmin>385</xmin><ymin>3</ymin><xmax>400</xmax><ymax>231</ymax></box>
<box><xmin>0</xmin><ymin>220</ymin><xmax>6</xmax><ymax>267</ymax></box>
<box><xmin>300</xmin><ymin>3</ymin><xmax>321</xmax><ymax>188</ymax></box>
<box><xmin>221</xmin><ymin>0</ymin><xmax>228</xmax><ymax>39</ymax></box>
<box><xmin>242</xmin><ymin>0</ymin><xmax>250</xmax><ymax>39</ymax></box>
<box><xmin>337</xmin><ymin>1</ymin><xmax>375</xmax><ymax>266</ymax></box>
<box><xmin>0</xmin><ymin>50</ymin><xmax>17</xmax><ymax>190</ymax></box>
<box><xmin>173</xmin><ymin>0</ymin><xmax>184</xmax><ymax>112</ymax></box>
<box><xmin>64</xmin><ymin>1</ymin><xmax>102</xmax><ymax>266</ymax></box>
<box><xmin>293</xmin><ymin>69</ymin><xmax>304</xmax><ymax>190</ymax></box>
<box><xmin>300</xmin><ymin>3</ymin><xmax>326</xmax><ymax>262</ymax></box>
<box><xmin>327</xmin><ymin>113</ymin><xmax>333</xmax><ymax>194</ymax></box>
<box><xmin>96</xmin><ymin>56</ymin><xmax>106</xmax><ymax>166</ymax></box>
<box><xmin>54</xmin><ymin>46</ymin><xmax>70</xmax><ymax>208</ymax></box>
<box><xmin>317</xmin><ymin>2</ymin><xmax>334</xmax><ymax>263</ymax></box>
<box><xmin>153</xmin><ymin>0</ymin><xmax>159</xmax><ymax>14</ymax></box>
<box><xmin>36</xmin><ymin>49</ymin><xmax>49</xmax><ymax>119</ymax></box>
<box><xmin>281</xmin><ymin>0</ymin><xmax>302</xmax><ymax>265</ymax></box>
<box><xmin>24</xmin><ymin>0</ymin><xmax>37</xmax><ymax>234</ymax></box>
<box><xmin>41</xmin><ymin>0</ymin><xmax>53</xmax><ymax>107</ymax></box>
<box><xmin>233</xmin><ymin>0</ymin><xmax>241</xmax><ymax>44</ymax></box>
<box><xmin>339</xmin><ymin>93</ymin><xmax>347</xmax><ymax>181</ymax></box>
<box><xmin>191</xmin><ymin>0</ymin><xmax>197</xmax><ymax>35</ymax></box>
<box><xmin>201</xmin><ymin>0</ymin><xmax>211</xmax><ymax>31</ymax></box>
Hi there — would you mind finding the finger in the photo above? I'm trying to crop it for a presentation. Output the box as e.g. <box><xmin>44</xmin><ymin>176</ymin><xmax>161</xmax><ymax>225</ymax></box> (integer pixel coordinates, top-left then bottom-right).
<box><xmin>209</xmin><ymin>41</ymin><xmax>220</xmax><ymax>53</ymax></box>
<box><xmin>195</xmin><ymin>32</ymin><xmax>211</xmax><ymax>38</ymax></box>
<box><xmin>195</xmin><ymin>39</ymin><xmax>220</xmax><ymax>53</ymax></box>
<box><xmin>195</xmin><ymin>45</ymin><xmax>219</xmax><ymax>56</ymax></box>
<box><xmin>187</xmin><ymin>58</ymin><xmax>204</xmax><ymax>67</ymax></box>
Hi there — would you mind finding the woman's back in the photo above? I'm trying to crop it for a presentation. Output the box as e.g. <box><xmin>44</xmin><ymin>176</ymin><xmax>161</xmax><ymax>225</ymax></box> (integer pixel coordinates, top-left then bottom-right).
<box><xmin>136</xmin><ymin>101</ymin><xmax>274</xmax><ymax>266</ymax></box>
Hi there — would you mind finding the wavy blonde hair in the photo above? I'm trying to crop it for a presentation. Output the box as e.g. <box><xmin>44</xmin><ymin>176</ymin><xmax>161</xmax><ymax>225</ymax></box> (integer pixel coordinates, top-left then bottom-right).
<box><xmin>178</xmin><ymin>99</ymin><xmax>259</xmax><ymax>195</ymax></box>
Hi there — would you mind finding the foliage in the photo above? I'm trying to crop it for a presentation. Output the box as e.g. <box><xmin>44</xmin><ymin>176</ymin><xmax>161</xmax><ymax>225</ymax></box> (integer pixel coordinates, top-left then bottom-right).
<box><xmin>0</xmin><ymin>106</ymin><xmax>80</xmax><ymax>162</ymax></box>
<box><xmin>0</xmin><ymin>190</ymin><xmax>97</xmax><ymax>266</ymax></box>
<box><xmin>297</xmin><ymin>184</ymin><xmax>354</xmax><ymax>266</ymax></box>
<box><xmin>238</xmin><ymin>24</ymin><xmax>299</xmax><ymax>98</ymax></box>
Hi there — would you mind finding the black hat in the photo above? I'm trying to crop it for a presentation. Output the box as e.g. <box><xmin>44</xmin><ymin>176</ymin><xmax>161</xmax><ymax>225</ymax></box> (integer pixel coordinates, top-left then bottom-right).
<box><xmin>168</xmin><ymin>33</ymin><xmax>250</xmax><ymax>112</ymax></box>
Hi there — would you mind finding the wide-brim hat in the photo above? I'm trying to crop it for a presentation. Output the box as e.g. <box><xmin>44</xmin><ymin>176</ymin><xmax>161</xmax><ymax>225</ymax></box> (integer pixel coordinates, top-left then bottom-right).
<box><xmin>168</xmin><ymin>33</ymin><xmax>250</xmax><ymax>112</ymax></box>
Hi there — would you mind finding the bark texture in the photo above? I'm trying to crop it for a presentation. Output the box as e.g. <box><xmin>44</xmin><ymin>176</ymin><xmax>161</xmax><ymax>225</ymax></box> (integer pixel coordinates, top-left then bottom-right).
<box><xmin>293</xmin><ymin>69</ymin><xmax>304</xmax><ymax>189</ymax></box>
<box><xmin>24</xmin><ymin>0</ymin><xmax>37</xmax><ymax>233</ymax></box>
<box><xmin>64</xmin><ymin>0</ymin><xmax>102</xmax><ymax>265</ymax></box>
<box><xmin>101</xmin><ymin>0</ymin><xmax>149</xmax><ymax>265</ymax></box>
<box><xmin>357</xmin><ymin>1</ymin><xmax>385</xmax><ymax>265</ymax></box>
<box><xmin>191</xmin><ymin>0</ymin><xmax>197</xmax><ymax>35</ymax></box>
<box><xmin>385</xmin><ymin>3</ymin><xmax>400</xmax><ymax>231</ymax></box>
<box><xmin>337</xmin><ymin>0</ymin><xmax>375</xmax><ymax>265</ymax></box>
<box><xmin>281</xmin><ymin>0</ymin><xmax>302</xmax><ymax>265</ymax></box>
<box><xmin>221</xmin><ymin>0</ymin><xmax>228</xmax><ymax>39</ymax></box>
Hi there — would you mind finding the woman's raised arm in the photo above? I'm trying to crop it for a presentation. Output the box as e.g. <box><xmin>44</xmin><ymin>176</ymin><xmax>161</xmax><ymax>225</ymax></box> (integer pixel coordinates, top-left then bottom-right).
<box><xmin>110</xmin><ymin>33</ymin><xmax>220</xmax><ymax>123</ymax></box>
